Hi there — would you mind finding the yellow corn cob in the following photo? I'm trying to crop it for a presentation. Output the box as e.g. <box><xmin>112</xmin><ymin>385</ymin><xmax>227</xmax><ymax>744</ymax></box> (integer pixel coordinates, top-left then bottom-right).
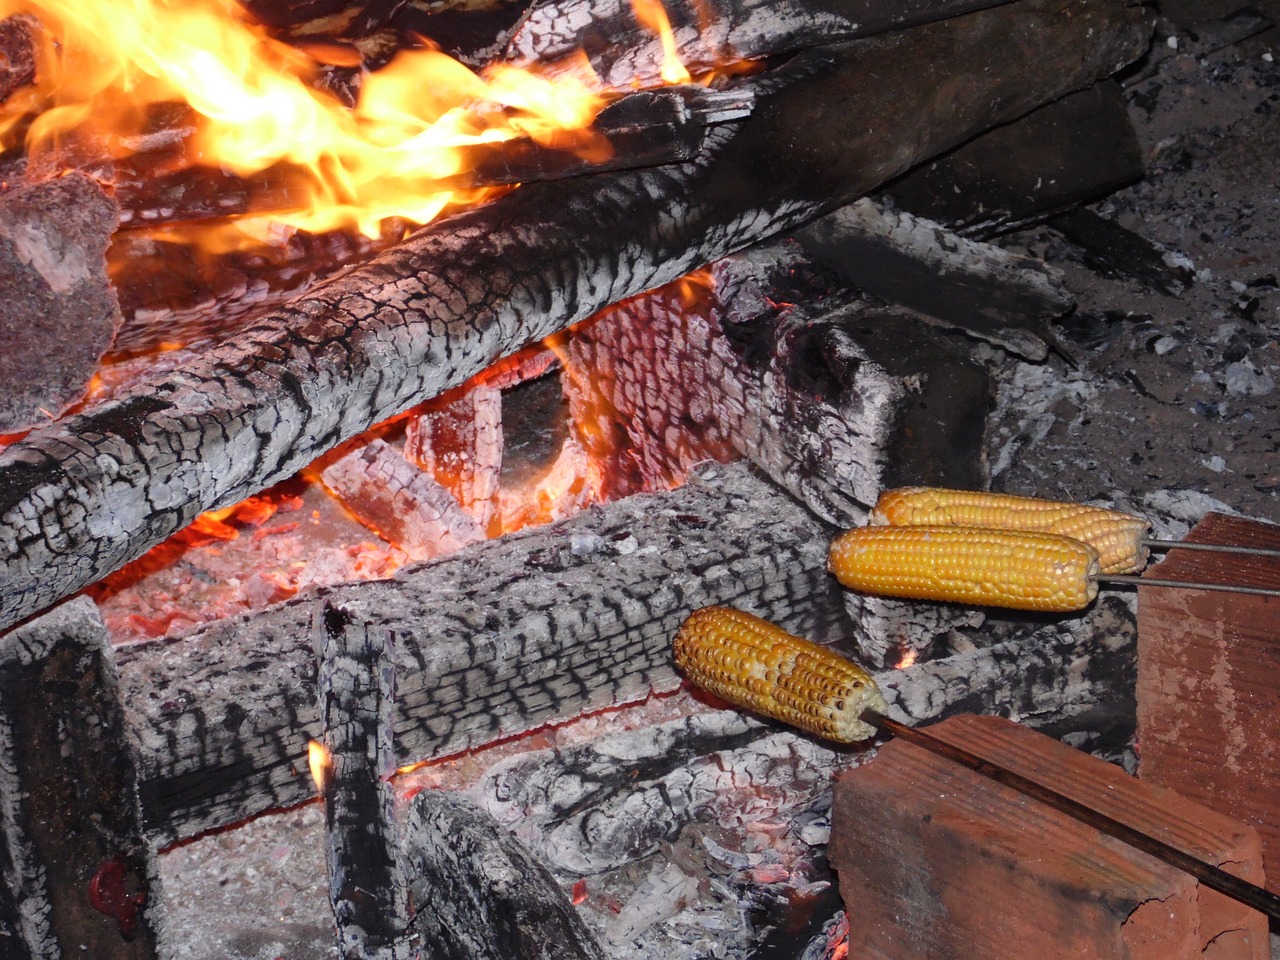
<box><xmin>672</xmin><ymin>606</ymin><xmax>887</xmax><ymax>743</ymax></box>
<box><xmin>829</xmin><ymin>525</ymin><xmax>1100</xmax><ymax>612</ymax></box>
<box><xmin>870</xmin><ymin>486</ymin><xmax>1150</xmax><ymax>574</ymax></box>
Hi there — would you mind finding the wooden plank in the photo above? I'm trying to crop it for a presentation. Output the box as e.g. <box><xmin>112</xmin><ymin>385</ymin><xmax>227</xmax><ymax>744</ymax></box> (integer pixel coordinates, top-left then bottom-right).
<box><xmin>831</xmin><ymin>714</ymin><xmax>1268</xmax><ymax>960</ymax></box>
<box><xmin>1136</xmin><ymin>513</ymin><xmax>1280</xmax><ymax>895</ymax></box>
<box><xmin>0</xmin><ymin>0</ymin><xmax>1154</xmax><ymax>633</ymax></box>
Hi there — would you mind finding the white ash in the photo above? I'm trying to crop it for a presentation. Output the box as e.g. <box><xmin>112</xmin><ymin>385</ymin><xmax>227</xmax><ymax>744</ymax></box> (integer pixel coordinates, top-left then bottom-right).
<box><xmin>987</xmin><ymin>359</ymin><xmax>1100</xmax><ymax>482</ymax></box>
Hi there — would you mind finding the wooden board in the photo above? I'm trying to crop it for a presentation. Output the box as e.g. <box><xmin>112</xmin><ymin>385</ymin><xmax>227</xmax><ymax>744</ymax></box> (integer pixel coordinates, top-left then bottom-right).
<box><xmin>1137</xmin><ymin>512</ymin><xmax>1280</xmax><ymax>894</ymax></box>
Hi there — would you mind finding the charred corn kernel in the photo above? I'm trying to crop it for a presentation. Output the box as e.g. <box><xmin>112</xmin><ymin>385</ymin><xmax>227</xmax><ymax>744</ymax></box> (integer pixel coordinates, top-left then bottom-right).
<box><xmin>829</xmin><ymin>526</ymin><xmax>1100</xmax><ymax>612</ymax></box>
<box><xmin>870</xmin><ymin>487</ymin><xmax>1150</xmax><ymax>574</ymax></box>
<box><xmin>673</xmin><ymin>606</ymin><xmax>887</xmax><ymax>743</ymax></box>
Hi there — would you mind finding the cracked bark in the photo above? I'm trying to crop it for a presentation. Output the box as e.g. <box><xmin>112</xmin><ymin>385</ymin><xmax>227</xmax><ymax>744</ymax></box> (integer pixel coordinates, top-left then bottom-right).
<box><xmin>0</xmin><ymin>0</ymin><xmax>1152</xmax><ymax>632</ymax></box>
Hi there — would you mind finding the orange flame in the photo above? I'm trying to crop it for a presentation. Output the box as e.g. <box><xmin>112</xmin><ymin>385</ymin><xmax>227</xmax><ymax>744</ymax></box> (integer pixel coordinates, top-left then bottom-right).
<box><xmin>630</xmin><ymin>0</ymin><xmax>692</xmax><ymax>85</ymax></box>
<box><xmin>895</xmin><ymin>647</ymin><xmax>919</xmax><ymax>670</ymax></box>
<box><xmin>0</xmin><ymin>0</ymin><xmax>609</xmax><ymax>239</ymax></box>
<box><xmin>307</xmin><ymin>739</ymin><xmax>332</xmax><ymax>794</ymax></box>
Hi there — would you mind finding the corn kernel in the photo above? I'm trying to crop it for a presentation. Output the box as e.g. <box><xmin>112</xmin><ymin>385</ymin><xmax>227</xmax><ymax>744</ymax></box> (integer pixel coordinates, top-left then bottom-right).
<box><xmin>673</xmin><ymin>606</ymin><xmax>886</xmax><ymax>743</ymax></box>
<box><xmin>871</xmin><ymin>487</ymin><xmax>1150</xmax><ymax>574</ymax></box>
<box><xmin>829</xmin><ymin>525</ymin><xmax>1100</xmax><ymax>612</ymax></box>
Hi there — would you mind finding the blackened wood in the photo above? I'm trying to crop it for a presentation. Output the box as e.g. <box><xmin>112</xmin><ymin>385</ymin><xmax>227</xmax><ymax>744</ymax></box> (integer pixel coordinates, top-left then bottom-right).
<box><xmin>0</xmin><ymin>15</ymin><xmax>35</xmax><ymax>104</ymax></box>
<box><xmin>314</xmin><ymin>601</ymin><xmax>409</xmax><ymax>960</ymax></box>
<box><xmin>0</xmin><ymin>173</ymin><xmax>121</xmax><ymax>433</ymax></box>
<box><xmin>402</xmin><ymin>791</ymin><xmax>605</xmax><ymax>960</ymax></box>
<box><xmin>0</xmin><ymin>0</ymin><xmax>1154</xmax><ymax>632</ymax></box>
<box><xmin>883</xmin><ymin>81</ymin><xmax>1146</xmax><ymax>236</ymax></box>
<box><xmin>794</xmin><ymin>198</ymin><xmax>1071</xmax><ymax>361</ymax></box>
<box><xmin>320</xmin><ymin>438</ymin><xmax>485</xmax><ymax>560</ymax></box>
<box><xmin>0</xmin><ymin>597</ymin><xmax>159</xmax><ymax>959</ymax></box>
<box><xmin>1047</xmin><ymin>206</ymin><xmax>1196</xmax><ymax>296</ymax></box>
<box><xmin>118</xmin><ymin>463</ymin><xmax>848</xmax><ymax>844</ymax></box>
<box><xmin>502</xmin><ymin>0</ymin><xmax>1016</xmax><ymax>88</ymax></box>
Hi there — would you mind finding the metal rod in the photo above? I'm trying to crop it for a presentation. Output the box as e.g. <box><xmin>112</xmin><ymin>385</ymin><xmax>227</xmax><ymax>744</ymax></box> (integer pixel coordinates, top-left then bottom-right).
<box><xmin>1101</xmin><ymin>575</ymin><xmax>1280</xmax><ymax>599</ymax></box>
<box><xmin>861</xmin><ymin>709</ymin><xmax>1280</xmax><ymax>923</ymax></box>
<box><xmin>1143</xmin><ymin>538</ymin><xmax>1280</xmax><ymax>560</ymax></box>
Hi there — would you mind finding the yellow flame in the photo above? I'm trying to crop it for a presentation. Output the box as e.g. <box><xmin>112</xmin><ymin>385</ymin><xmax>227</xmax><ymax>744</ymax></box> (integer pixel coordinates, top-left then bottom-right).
<box><xmin>895</xmin><ymin>648</ymin><xmax>919</xmax><ymax>670</ymax></box>
<box><xmin>307</xmin><ymin>739</ymin><xmax>332</xmax><ymax>794</ymax></box>
<box><xmin>630</xmin><ymin>0</ymin><xmax>692</xmax><ymax>85</ymax></box>
<box><xmin>0</xmin><ymin>0</ymin><xmax>609</xmax><ymax>239</ymax></box>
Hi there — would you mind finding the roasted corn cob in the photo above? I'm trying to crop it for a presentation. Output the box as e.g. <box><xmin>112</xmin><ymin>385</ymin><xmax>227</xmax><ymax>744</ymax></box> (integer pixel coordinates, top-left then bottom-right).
<box><xmin>829</xmin><ymin>525</ymin><xmax>1100</xmax><ymax>612</ymax></box>
<box><xmin>870</xmin><ymin>486</ymin><xmax>1150</xmax><ymax>574</ymax></box>
<box><xmin>673</xmin><ymin>606</ymin><xmax>887</xmax><ymax>743</ymax></box>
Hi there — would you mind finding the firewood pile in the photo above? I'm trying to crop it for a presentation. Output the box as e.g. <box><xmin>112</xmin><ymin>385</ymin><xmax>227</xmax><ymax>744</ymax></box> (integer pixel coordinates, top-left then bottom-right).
<box><xmin>1</xmin><ymin>0</ymin><xmax>1279</xmax><ymax>956</ymax></box>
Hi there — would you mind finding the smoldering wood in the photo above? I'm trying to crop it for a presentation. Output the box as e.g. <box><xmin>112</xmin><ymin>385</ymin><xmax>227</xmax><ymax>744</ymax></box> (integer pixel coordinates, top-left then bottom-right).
<box><xmin>0</xmin><ymin>0</ymin><xmax>1154</xmax><ymax>633</ymax></box>
<box><xmin>320</xmin><ymin>438</ymin><xmax>486</xmax><ymax>560</ymax></box>
<box><xmin>0</xmin><ymin>597</ymin><xmax>159</xmax><ymax>960</ymax></box>
<box><xmin>117</xmin><ymin>463</ymin><xmax>849</xmax><ymax>844</ymax></box>
<box><xmin>794</xmin><ymin>198</ymin><xmax>1072</xmax><ymax>361</ymax></box>
<box><xmin>0</xmin><ymin>15</ymin><xmax>35</xmax><ymax>104</ymax></box>
<box><xmin>1047</xmin><ymin>206</ymin><xmax>1196</xmax><ymax>296</ymax></box>
<box><xmin>0</xmin><ymin>173</ymin><xmax>122</xmax><ymax>433</ymax></box>
<box><xmin>881</xmin><ymin>81</ymin><xmax>1145</xmax><ymax>237</ymax></box>
<box><xmin>314</xmin><ymin>601</ymin><xmax>409</xmax><ymax>960</ymax></box>
<box><xmin>402</xmin><ymin>790</ymin><xmax>606</xmax><ymax>960</ymax></box>
<box><xmin>405</xmin><ymin>383</ymin><xmax>504</xmax><ymax>533</ymax></box>
<box><xmin>502</xmin><ymin>0</ymin><xmax>1016</xmax><ymax>88</ymax></box>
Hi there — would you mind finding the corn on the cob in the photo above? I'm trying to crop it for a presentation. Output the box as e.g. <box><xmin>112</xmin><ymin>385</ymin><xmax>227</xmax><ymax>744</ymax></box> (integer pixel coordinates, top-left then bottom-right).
<box><xmin>870</xmin><ymin>486</ymin><xmax>1150</xmax><ymax>574</ymax></box>
<box><xmin>829</xmin><ymin>525</ymin><xmax>1100</xmax><ymax>612</ymax></box>
<box><xmin>672</xmin><ymin>606</ymin><xmax>887</xmax><ymax>743</ymax></box>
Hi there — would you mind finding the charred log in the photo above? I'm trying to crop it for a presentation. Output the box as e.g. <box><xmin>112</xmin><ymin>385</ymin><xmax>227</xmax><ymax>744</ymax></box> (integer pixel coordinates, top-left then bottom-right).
<box><xmin>0</xmin><ymin>597</ymin><xmax>159</xmax><ymax>960</ymax></box>
<box><xmin>314</xmin><ymin>601</ymin><xmax>409</xmax><ymax>960</ymax></box>
<box><xmin>402</xmin><ymin>791</ymin><xmax>606</xmax><ymax>960</ymax></box>
<box><xmin>1046</xmin><ymin>206</ymin><xmax>1197</xmax><ymax>296</ymax></box>
<box><xmin>118</xmin><ymin>463</ymin><xmax>849</xmax><ymax>844</ymax></box>
<box><xmin>0</xmin><ymin>173</ymin><xmax>121</xmax><ymax>432</ymax></box>
<box><xmin>0</xmin><ymin>0</ymin><xmax>1154</xmax><ymax>632</ymax></box>
<box><xmin>0</xmin><ymin>15</ymin><xmax>35</xmax><ymax>105</ymax></box>
<box><xmin>794</xmin><ymin>198</ymin><xmax>1072</xmax><ymax>361</ymax></box>
<box><xmin>881</xmin><ymin>81</ymin><xmax>1146</xmax><ymax>236</ymax></box>
<box><xmin>404</xmin><ymin>384</ymin><xmax>504</xmax><ymax>534</ymax></box>
<box><xmin>502</xmin><ymin>0</ymin><xmax>1017</xmax><ymax>88</ymax></box>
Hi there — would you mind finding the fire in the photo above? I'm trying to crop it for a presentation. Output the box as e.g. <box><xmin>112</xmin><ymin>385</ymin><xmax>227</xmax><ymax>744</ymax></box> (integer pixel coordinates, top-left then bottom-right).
<box><xmin>630</xmin><ymin>0</ymin><xmax>692</xmax><ymax>85</ymax></box>
<box><xmin>307</xmin><ymin>739</ymin><xmax>332</xmax><ymax>794</ymax></box>
<box><xmin>0</xmin><ymin>0</ymin><xmax>610</xmax><ymax>239</ymax></box>
<box><xmin>895</xmin><ymin>647</ymin><xmax>919</xmax><ymax>670</ymax></box>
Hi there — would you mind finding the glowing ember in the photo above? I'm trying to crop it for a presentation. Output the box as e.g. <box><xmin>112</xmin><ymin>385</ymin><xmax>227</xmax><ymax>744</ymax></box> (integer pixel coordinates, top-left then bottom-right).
<box><xmin>895</xmin><ymin>648</ymin><xmax>920</xmax><ymax>670</ymax></box>
<box><xmin>0</xmin><ymin>0</ymin><xmax>610</xmax><ymax>239</ymax></box>
<box><xmin>307</xmin><ymin>738</ymin><xmax>332</xmax><ymax>794</ymax></box>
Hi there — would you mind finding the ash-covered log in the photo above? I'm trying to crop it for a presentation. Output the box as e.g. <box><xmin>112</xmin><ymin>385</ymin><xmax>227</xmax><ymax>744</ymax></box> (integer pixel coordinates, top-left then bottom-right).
<box><xmin>402</xmin><ymin>791</ymin><xmax>606</xmax><ymax>960</ymax></box>
<box><xmin>0</xmin><ymin>0</ymin><xmax>1153</xmax><ymax>632</ymax></box>
<box><xmin>502</xmin><ymin>0</ymin><xmax>1014</xmax><ymax>87</ymax></box>
<box><xmin>314</xmin><ymin>601</ymin><xmax>409</xmax><ymax>960</ymax></box>
<box><xmin>0</xmin><ymin>173</ymin><xmax>121</xmax><ymax>433</ymax></box>
<box><xmin>405</xmin><ymin>383</ymin><xmax>504</xmax><ymax>534</ymax></box>
<box><xmin>0</xmin><ymin>597</ymin><xmax>159</xmax><ymax>960</ymax></box>
<box><xmin>119</xmin><ymin>463</ymin><xmax>848</xmax><ymax>844</ymax></box>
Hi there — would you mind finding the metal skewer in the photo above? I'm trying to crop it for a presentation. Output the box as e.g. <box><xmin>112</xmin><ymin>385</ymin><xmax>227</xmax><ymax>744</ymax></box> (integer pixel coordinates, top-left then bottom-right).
<box><xmin>1101</xmin><ymin>575</ymin><xmax>1280</xmax><ymax>600</ymax></box>
<box><xmin>860</xmin><ymin>709</ymin><xmax>1280</xmax><ymax>922</ymax></box>
<box><xmin>1142</xmin><ymin>538</ymin><xmax>1280</xmax><ymax>560</ymax></box>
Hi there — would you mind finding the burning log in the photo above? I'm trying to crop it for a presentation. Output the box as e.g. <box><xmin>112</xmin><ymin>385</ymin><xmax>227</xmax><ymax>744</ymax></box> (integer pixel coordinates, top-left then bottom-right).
<box><xmin>401</xmin><ymin>790</ymin><xmax>606</xmax><ymax>960</ymax></box>
<box><xmin>118</xmin><ymin>463</ymin><xmax>848</xmax><ymax>843</ymax></box>
<box><xmin>502</xmin><ymin>0</ymin><xmax>1016</xmax><ymax>88</ymax></box>
<box><xmin>0</xmin><ymin>0</ymin><xmax>1153</xmax><ymax>632</ymax></box>
<box><xmin>0</xmin><ymin>15</ymin><xmax>34</xmax><ymax>104</ymax></box>
<box><xmin>794</xmin><ymin>198</ymin><xmax>1072</xmax><ymax>361</ymax></box>
<box><xmin>565</xmin><ymin>242</ymin><xmax>991</xmax><ymax>524</ymax></box>
<box><xmin>0</xmin><ymin>172</ymin><xmax>121</xmax><ymax>433</ymax></box>
<box><xmin>404</xmin><ymin>383</ymin><xmax>504</xmax><ymax>533</ymax></box>
<box><xmin>0</xmin><ymin>597</ymin><xmax>159</xmax><ymax>959</ymax></box>
<box><xmin>320</xmin><ymin>438</ymin><xmax>486</xmax><ymax>561</ymax></box>
<box><xmin>313</xmin><ymin>601</ymin><xmax>410</xmax><ymax>960</ymax></box>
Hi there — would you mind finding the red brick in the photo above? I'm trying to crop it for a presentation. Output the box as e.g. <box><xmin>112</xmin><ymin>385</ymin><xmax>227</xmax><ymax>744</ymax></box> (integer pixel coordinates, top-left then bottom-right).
<box><xmin>1137</xmin><ymin>512</ymin><xmax>1280</xmax><ymax>910</ymax></box>
<box><xmin>830</xmin><ymin>714</ymin><xmax>1266</xmax><ymax>960</ymax></box>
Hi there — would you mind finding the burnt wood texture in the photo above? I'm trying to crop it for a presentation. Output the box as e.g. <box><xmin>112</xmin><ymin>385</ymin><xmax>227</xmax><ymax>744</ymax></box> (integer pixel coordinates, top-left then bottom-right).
<box><xmin>0</xmin><ymin>0</ymin><xmax>1154</xmax><ymax>633</ymax></box>
<box><xmin>118</xmin><ymin>464</ymin><xmax>848</xmax><ymax>844</ymax></box>
<box><xmin>0</xmin><ymin>598</ymin><xmax>159</xmax><ymax>960</ymax></box>
<box><xmin>402</xmin><ymin>791</ymin><xmax>606</xmax><ymax>960</ymax></box>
